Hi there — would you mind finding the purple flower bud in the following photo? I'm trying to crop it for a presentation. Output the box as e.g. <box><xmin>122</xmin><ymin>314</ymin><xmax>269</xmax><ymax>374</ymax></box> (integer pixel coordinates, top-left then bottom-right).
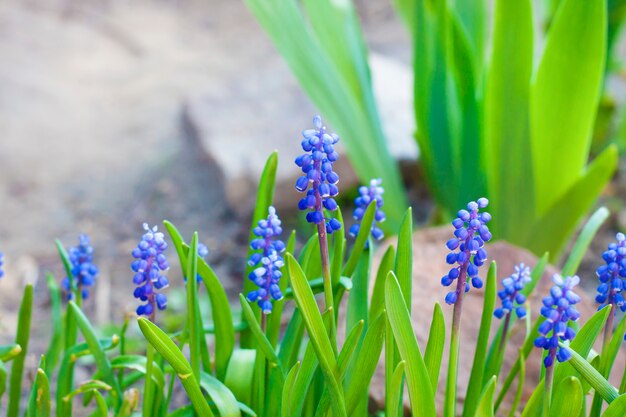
<box><xmin>62</xmin><ymin>235</ymin><xmax>99</xmax><ymax>301</ymax></box>
<box><xmin>535</xmin><ymin>274</ymin><xmax>580</xmax><ymax>367</ymax></box>
<box><xmin>494</xmin><ymin>264</ymin><xmax>531</xmax><ymax>321</ymax></box>
<box><xmin>246</xmin><ymin>207</ymin><xmax>285</xmax><ymax>314</ymax></box>
<box><xmin>350</xmin><ymin>179</ymin><xmax>386</xmax><ymax>242</ymax></box>
<box><xmin>295</xmin><ymin>116</ymin><xmax>342</xmax><ymax>234</ymax></box>
<box><xmin>133</xmin><ymin>224</ymin><xmax>169</xmax><ymax>318</ymax></box>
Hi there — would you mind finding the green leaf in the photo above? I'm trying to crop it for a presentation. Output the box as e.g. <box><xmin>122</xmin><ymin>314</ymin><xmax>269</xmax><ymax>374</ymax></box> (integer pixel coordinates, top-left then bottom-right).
<box><xmin>186</xmin><ymin>232</ymin><xmax>202</xmax><ymax>379</ymax></box>
<box><xmin>345</xmin><ymin>312</ymin><xmax>386</xmax><ymax>416</ymax></box>
<box><xmin>44</xmin><ymin>273</ymin><xmax>63</xmax><ymax>376</ymax></box>
<box><xmin>199</xmin><ymin>372</ymin><xmax>242</xmax><ymax>417</ymax></box>
<box><xmin>138</xmin><ymin>317</ymin><xmax>215</xmax><ymax>417</ymax></box>
<box><xmin>566</xmin><ymin>346</ymin><xmax>618</xmax><ymax>404</ymax></box>
<box><xmin>68</xmin><ymin>302</ymin><xmax>122</xmax><ymax>405</ymax></box>
<box><xmin>525</xmin><ymin>145</ymin><xmax>618</xmax><ymax>259</ymax></box>
<box><xmin>282</xmin><ymin>362</ymin><xmax>300</xmax><ymax>417</ymax></box>
<box><xmin>531</xmin><ymin>0</ymin><xmax>607</xmax><ymax>214</ymax></box>
<box><xmin>0</xmin><ymin>344</ymin><xmax>21</xmax><ymax>362</ymax></box>
<box><xmin>602</xmin><ymin>393</ymin><xmax>626</xmax><ymax>417</ymax></box>
<box><xmin>424</xmin><ymin>303</ymin><xmax>445</xmax><ymax>393</ymax></box>
<box><xmin>164</xmin><ymin>220</ymin><xmax>235</xmax><ymax>380</ymax></box>
<box><xmin>286</xmin><ymin>342</ymin><xmax>318</xmax><ymax>417</ymax></box>
<box><xmin>394</xmin><ymin>207</ymin><xmax>413</xmax><ymax>311</ymax></box>
<box><xmin>474</xmin><ymin>376</ymin><xmax>496</xmax><ymax>417</ymax></box>
<box><xmin>224</xmin><ymin>349</ymin><xmax>256</xmax><ymax>406</ymax></box>
<box><xmin>508</xmin><ymin>350</ymin><xmax>526</xmax><ymax>417</ymax></box>
<box><xmin>369</xmin><ymin>245</ymin><xmax>396</xmax><ymax>323</ymax></box>
<box><xmin>346</xmin><ymin>249</ymin><xmax>370</xmax><ymax>334</ymax></box>
<box><xmin>464</xmin><ymin>262</ymin><xmax>497</xmax><ymax>417</ymax></box>
<box><xmin>562</xmin><ymin>206</ymin><xmax>610</xmax><ymax>276</ymax></box>
<box><xmin>385</xmin><ymin>361</ymin><xmax>406</xmax><ymax>417</ymax></box>
<box><xmin>33</xmin><ymin>368</ymin><xmax>51</xmax><ymax>417</ymax></box>
<box><xmin>7</xmin><ymin>284</ymin><xmax>33</xmax><ymax>417</ymax></box>
<box><xmin>285</xmin><ymin>253</ymin><xmax>346</xmax><ymax>417</ymax></box>
<box><xmin>550</xmin><ymin>376</ymin><xmax>583</xmax><ymax>417</ymax></box>
<box><xmin>520</xmin><ymin>379</ymin><xmax>544</xmax><ymax>417</ymax></box>
<box><xmin>385</xmin><ymin>272</ymin><xmax>436</xmax><ymax>417</ymax></box>
<box><xmin>484</xmin><ymin>0</ymin><xmax>534</xmax><ymax>239</ymax></box>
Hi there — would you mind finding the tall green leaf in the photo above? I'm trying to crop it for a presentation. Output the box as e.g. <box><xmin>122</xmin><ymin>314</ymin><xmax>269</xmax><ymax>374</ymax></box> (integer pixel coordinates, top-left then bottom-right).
<box><xmin>484</xmin><ymin>0</ymin><xmax>534</xmax><ymax>239</ymax></box>
<box><xmin>531</xmin><ymin>0</ymin><xmax>607</xmax><ymax>214</ymax></box>
<box><xmin>385</xmin><ymin>272</ymin><xmax>436</xmax><ymax>417</ymax></box>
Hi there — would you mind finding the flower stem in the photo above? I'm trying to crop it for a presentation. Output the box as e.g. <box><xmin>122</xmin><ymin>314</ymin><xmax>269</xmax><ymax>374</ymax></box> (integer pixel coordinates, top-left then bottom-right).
<box><xmin>317</xmin><ymin>222</ymin><xmax>334</xmax><ymax>314</ymax></box>
<box><xmin>543</xmin><ymin>357</ymin><xmax>555</xmax><ymax>417</ymax></box>
<box><xmin>444</xmin><ymin>265</ymin><xmax>468</xmax><ymax>417</ymax></box>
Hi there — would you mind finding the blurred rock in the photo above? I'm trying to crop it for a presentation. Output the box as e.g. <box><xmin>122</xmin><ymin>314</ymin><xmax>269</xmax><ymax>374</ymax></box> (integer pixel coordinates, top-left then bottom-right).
<box><xmin>336</xmin><ymin>227</ymin><xmax>623</xmax><ymax>415</ymax></box>
<box><xmin>182</xmin><ymin>52</ymin><xmax>415</xmax><ymax>216</ymax></box>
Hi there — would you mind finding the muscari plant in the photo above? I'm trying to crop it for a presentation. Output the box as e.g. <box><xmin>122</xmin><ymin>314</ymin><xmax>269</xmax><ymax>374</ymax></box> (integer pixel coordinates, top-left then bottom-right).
<box><xmin>2</xmin><ymin>117</ymin><xmax>626</xmax><ymax>417</ymax></box>
<box><xmin>244</xmin><ymin>0</ymin><xmax>621</xmax><ymax>261</ymax></box>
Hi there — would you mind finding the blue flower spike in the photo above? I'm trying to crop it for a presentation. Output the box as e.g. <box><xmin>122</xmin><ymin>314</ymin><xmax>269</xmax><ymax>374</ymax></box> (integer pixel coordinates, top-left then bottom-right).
<box><xmin>442</xmin><ymin>198</ymin><xmax>492</xmax><ymax>305</ymax></box>
<box><xmin>534</xmin><ymin>274</ymin><xmax>581</xmax><ymax>367</ymax></box>
<box><xmin>595</xmin><ymin>233</ymin><xmax>626</xmax><ymax>312</ymax></box>
<box><xmin>295</xmin><ymin>115</ymin><xmax>342</xmax><ymax>234</ymax></box>
<box><xmin>132</xmin><ymin>223</ymin><xmax>170</xmax><ymax>319</ymax></box>
<box><xmin>61</xmin><ymin>234</ymin><xmax>99</xmax><ymax>301</ymax></box>
<box><xmin>349</xmin><ymin>178</ymin><xmax>386</xmax><ymax>241</ymax></box>
<box><xmin>0</xmin><ymin>252</ymin><xmax>4</xmax><ymax>278</ymax></box>
<box><xmin>246</xmin><ymin>206</ymin><xmax>286</xmax><ymax>314</ymax></box>
<box><xmin>494</xmin><ymin>263</ymin><xmax>531</xmax><ymax>320</ymax></box>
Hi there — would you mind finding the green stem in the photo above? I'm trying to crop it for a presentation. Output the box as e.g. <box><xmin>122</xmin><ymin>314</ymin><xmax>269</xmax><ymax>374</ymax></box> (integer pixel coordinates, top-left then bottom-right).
<box><xmin>444</xmin><ymin>266</ymin><xmax>468</xmax><ymax>417</ymax></box>
<box><xmin>143</xmin><ymin>344</ymin><xmax>155</xmax><ymax>417</ymax></box>
<box><xmin>543</xmin><ymin>361</ymin><xmax>555</xmax><ymax>417</ymax></box>
<box><xmin>317</xmin><ymin>223</ymin><xmax>334</xmax><ymax>315</ymax></box>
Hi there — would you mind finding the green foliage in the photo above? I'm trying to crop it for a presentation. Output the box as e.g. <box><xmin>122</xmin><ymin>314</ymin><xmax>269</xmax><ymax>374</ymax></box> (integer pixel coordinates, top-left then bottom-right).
<box><xmin>245</xmin><ymin>0</ymin><xmax>618</xmax><ymax>259</ymax></box>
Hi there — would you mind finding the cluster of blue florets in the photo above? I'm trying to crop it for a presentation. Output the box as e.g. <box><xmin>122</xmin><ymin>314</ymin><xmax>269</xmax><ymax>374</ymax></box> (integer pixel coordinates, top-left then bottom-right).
<box><xmin>534</xmin><ymin>274</ymin><xmax>581</xmax><ymax>367</ymax></box>
<box><xmin>0</xmin><ymin>252</ymin><xmax>4</xmax><ymax>278</ymax></box>
<box><xmin>131</xmin><ymin>224</ymin><xmax>170</xmax><ymax>317</ymax></box>
<box><xmin>295</xmin><ymin>116</ymin><xmax>342</xmax><ymax>234</ymax></box>
<box><xmin>595</xmin><ymin>233</ymin><xmax>626</xmax><ymax>313</ymax></box>
<box><xmin>61</xmin><ymin>234</ymin><xmax>99</xmax><ymax>301</ymax></box>
<box><xmin>247</xmin><ymin>206</ymin><xmax>286</xmax><ymax>314</ymax></box>
<box><xmin>442</xmin><ymin>198</ymin><xmax>492</xmax><ymax>305</ymax></box>
<box><xmin>494</xmin><ymin>264</ymin><xmax>531</xmax><ymax>320</ymax></box>
<box><xmin>349</xmin><ymin>178</ymin><xmax>386</xmax><ymax>241</ymax></box>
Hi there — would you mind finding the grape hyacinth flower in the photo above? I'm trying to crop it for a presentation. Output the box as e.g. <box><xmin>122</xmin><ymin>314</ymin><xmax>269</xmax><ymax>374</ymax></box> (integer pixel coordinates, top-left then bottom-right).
<box><xmin>247</xmin><ymin>207</ymin><xmax>285</xmax><ymax>314</ymax></box>
<box><xmin>595</xmin><ymin>233</ymin><xmax>626</xmax><ymax>312</ymax></box>
<box><xmin>534</xmin><ymin>274</ymin><xmax>581</xmax><ymax>367</ymax></box>
<box><xmin>494</xmin><ymin>263</ymin><xmax>531</xmax><ymax>320</ymax></box>
<box><xmin>0</xmin><ymin>252</ymin><xmax>4</xmax><ymax>278</ymax></box>
<box><xmin>131</xmin><ymin>224</ymin><xmax>170</xmax><ymax>318</ymax></box>
<box><xmin>441</xmin><ymin>198</ymin><xmax>492</xmax><ymax>305</ymax></box>
<box><xmin>349</xmin><ymin>178</ymin><xmax>386</xmax><ymax>241</ymax></box>
<box><xmin>61</xmin><ymin>234</ymin><xmax>99</xmax><ymax>301</ymax></box>
<box><xmin>295</xmin><ymin>115</ymin><xmax>342</xmax><ymax>234</ymax></box>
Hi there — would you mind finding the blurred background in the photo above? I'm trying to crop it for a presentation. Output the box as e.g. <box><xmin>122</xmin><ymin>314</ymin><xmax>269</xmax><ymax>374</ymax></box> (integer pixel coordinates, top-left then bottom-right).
<box><xmin>0</xmin><ymin>0</ymin><xmax>418</xmax><ymax>338</ymax></box>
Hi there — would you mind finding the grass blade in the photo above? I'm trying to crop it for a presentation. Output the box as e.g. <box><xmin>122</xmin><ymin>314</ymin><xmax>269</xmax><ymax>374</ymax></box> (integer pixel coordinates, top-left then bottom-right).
<box><xmin>464</xmin><ymin>262</ymin><xmax>497</xmax><ymax>417</ymax></box>
<box><xmin>138</xmin><ymin>317</ymin><xmax>215</xmax><ymax>417</ymax></box>
<box><xmin>7</xmin><ymin>284</ymin><xmax>33</xmax><ymax>417</ymax></box>
<box><xmin>286</xmin><ymin>253</ymin><xmax>347</xmax><ymax>417</ymax></box>
<box><xmin>385</xmin><ymin>272</ymin><xmax>436</xmax><ymax>417</ymax></box>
